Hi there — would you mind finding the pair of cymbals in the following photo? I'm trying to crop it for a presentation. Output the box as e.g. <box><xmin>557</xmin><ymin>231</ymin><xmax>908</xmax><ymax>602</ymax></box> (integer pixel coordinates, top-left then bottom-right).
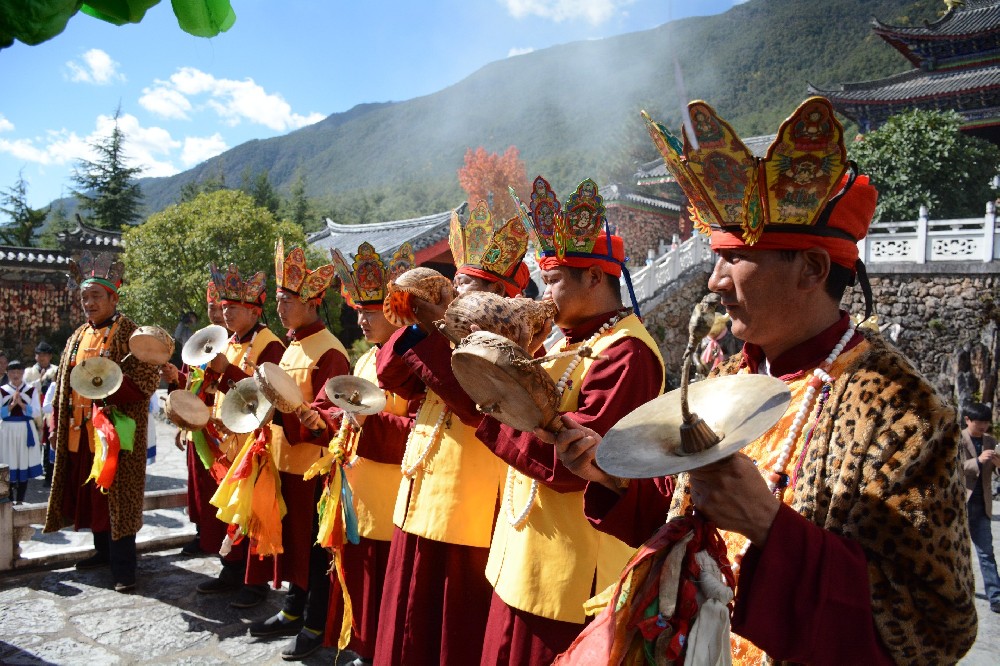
<box><xmin>324</xmin><ymin>376</ymin><xmax>385</xmax><ymax>415</ymax></box>
<box><xmin>596</xmin><ymin>374</ymin><xmax>791</xmax><ymax>479</ymax></box>
<box><xmin>69</xmin><ymin>357</ymin><xmax>123</xmax><ymax>400</ymax></box>
<box><xmin>218</xmin><ymin>377</ymin><xmax>273</xmax><ymax>434</ymax></box>
<box><xmin>182</xmin><ymin>325</ymin><xmax>229</xmax><ymax>366</ymax></box>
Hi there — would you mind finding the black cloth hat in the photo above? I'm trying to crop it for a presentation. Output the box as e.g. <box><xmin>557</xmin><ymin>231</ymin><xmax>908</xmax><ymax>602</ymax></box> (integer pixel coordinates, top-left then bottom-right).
<box><xmin>35</xmin><ymin>341</ymin><xmax>55</xmax><ymax>354</ymax></box>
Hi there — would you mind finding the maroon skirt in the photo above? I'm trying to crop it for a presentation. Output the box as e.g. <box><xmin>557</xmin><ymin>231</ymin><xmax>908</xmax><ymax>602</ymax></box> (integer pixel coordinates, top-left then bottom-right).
<box><xmin>373</xmin><ymin>527</ymin><xmax>493</xmax><ymax>666</ymax></box>
<box><xmin>480</xmin><ymin>590</ymin><xmax>588</xmax><ymax>665</ymax></box>
<box><xmin>245</xmin><ymin>471</ymin><xmax>322</xmax><ymax>590</ymax></box>
<box><xmin>324</xmin><ymin>535</ymin><xmax>392</xmax><ymax>656</ymax></box>
<box><xmin>61</xmin><ymin>443</ymin><xmax>110</xmax><ymax>534</ymax></box>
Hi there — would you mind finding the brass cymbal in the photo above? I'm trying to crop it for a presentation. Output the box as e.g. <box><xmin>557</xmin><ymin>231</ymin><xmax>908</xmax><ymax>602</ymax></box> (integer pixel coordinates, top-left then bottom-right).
<box><xmin>324</xmin><ymin>375</ymin><xmax>386</xmax><ymax>415</ymax></box>
<box><xmin>596</xmin><ymin>374</ymin><xmax>791</xmax><ymax>478</ymax></box>
<box><xmin>181</xmin><ymin>325</ymin><xmax>229</xmax><ymax>366</ymax></box>
<box><xmin>69</xmin><ymin>357</ymin><xmax>123</xmax><ymax>400</ymax></box>
<box><xmin>219</xmin><ymin>377</ymin><xmax>273</xmax><ymax>434</ymax></box>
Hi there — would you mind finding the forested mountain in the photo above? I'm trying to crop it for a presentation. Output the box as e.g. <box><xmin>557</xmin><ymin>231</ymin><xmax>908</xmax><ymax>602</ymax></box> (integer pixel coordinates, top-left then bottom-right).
<box><xmin>133</xmin><ymin>0</ymin><xmax>943</xmax><ymax>223</ymax></box>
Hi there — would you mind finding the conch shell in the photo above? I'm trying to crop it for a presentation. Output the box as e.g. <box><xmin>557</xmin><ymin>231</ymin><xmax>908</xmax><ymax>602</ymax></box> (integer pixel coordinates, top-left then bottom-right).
<box><xmin>440</xmin><ymin>291</ymin><xmax>556</xmax><ymax>351</ymax></box>
<box><xmin>384</xmin><ymin>267</ymin><xmax>455</xmax><ymax>327</ymax></box>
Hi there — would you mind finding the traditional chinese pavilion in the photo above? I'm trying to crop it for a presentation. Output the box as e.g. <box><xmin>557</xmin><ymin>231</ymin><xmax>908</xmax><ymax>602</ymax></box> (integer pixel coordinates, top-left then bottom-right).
<box><xmin>809</xmin><ymin>0</ymin><xmax>1000</xmax><ymax>142</ymax></box>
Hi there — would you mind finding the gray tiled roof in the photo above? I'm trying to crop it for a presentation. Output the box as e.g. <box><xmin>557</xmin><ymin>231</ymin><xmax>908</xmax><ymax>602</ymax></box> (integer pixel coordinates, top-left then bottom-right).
<box><xmin>808</xmin><ymin>63</ymin><xmax>1000</xmax><ymax>102</ymax></box>
<box><xmin>308</xmin><ymin>209</ymin><xmax>454</xmax><ymax>258</ymax></box>
<box><xmin>57</xmin><ymin>219</ymin><xmax>123</xmax><ymax>248</ymax></box>
<box><xmin>873</xmin><ymin>1</ymin><xmax>1000</xmax><ymax>37</ymax></box>
<box><xmin>0</xmin><ymin>246</ymin><xmax>72</xmax><ymax>266</ymax></box>
<box><xmin>603</xmin><ymin>184</ymin><xmax>681</xmax><ymax>212</ymax></box>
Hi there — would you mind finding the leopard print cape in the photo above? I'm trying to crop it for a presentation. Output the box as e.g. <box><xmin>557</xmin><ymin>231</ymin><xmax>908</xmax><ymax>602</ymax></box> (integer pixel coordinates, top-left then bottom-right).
<box><xmin>44</xmin><ymin>315</ymin><xmax>161</xmax><ymax>541</ymax></box>
<box><xmin>669</xmin><ymin>330</ymin><xmax>976</xmax><ymax>665</ymax></box>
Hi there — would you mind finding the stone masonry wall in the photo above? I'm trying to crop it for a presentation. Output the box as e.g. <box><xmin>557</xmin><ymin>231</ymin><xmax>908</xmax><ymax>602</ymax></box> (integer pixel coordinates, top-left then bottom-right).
<box><xmin>640</xmin><ymin>262</ymin><xmax>1000</xmax><ymax>406</ymax></box>
<box><xmin>608</xmin><ymin>205</ymin><xmax>684</xmax><ymax>268</ymax></box>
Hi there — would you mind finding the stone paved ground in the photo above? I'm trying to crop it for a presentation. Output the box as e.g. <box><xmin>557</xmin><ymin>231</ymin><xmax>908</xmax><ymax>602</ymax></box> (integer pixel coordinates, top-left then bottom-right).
<box><xmin>1</xmin><ymin>400</ymin><xmax>999</xmax><ymax>663</ymax></box>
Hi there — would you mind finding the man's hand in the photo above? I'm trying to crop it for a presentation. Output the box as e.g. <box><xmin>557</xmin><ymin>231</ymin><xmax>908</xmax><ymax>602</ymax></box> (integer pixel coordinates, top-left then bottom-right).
<box><xmin>298</xmin><ymin>407</ymin><xmax>325</xmax><ymax>433</ymax></box>
<box><xmin>160</xmin><ymin>362</ymin><xmax>180</xmax><ymax>385</ymax></box>
<box><xmin>688</xmin><ymin>453</ymin><xmax>781</xmax><ymax>546</ymax></box>
<box><xmin>546</xmin><ymin>414</ymin><xmax>621</xmax><ymax>491</ymax></box>
<box><xmin>978</xmin><ymin>449</ymin><xmax>1000</xmax><ymax>465</ymax></box>
<box><xmin>208</xmin><ymin>352</ymin><xmax>229</xmax><ymax>374</ymax></box>
<box><xmin>527</xmin><ymin>317</ymin><xmax>554</xmax><ymax>355</ymax></box>
<box><xmin>412</xmin><ymin>285</ymin><xmax>455</xmax><ymax>335</ymax></box>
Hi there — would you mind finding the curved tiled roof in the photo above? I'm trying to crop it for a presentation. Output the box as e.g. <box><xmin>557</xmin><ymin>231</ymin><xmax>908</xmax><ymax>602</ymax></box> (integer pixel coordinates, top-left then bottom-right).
<box><xmin>307</xmin><ymin>209</ymin><xmax>454</xmax><ymax>258</ymax></box>
<box><xmin>808</xmin><ymin>63</ymin><xmax>1000</xmax><ymax>102</ymax></box>
<box><xmin>603</xmin><ymin>184</ymin><xmax>681</xmax><ymax>212</ymax></box>
<box><xmin>57</xmin><ymin>218</ymin><xmax>123</xmax><ymax>248</ymax></box>
<box><xmin>0</xmin><ymin>247</ymin><xmax>72</xmax><ymax>266</ymax></box>
<box><xmin>873</xmin><ymin>1</ymin><xmax>1000</xmax><ymax>38</ymax></box>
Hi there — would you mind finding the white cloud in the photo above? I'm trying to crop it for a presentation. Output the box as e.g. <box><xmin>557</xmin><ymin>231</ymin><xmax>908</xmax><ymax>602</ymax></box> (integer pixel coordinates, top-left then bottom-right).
<box><xmin>181</xmin><ymin>133</ymin><xmax>228</xmax><ymax>167</ymax></box>
<box><xmin>507</xmin><ymin>47</ymin><xmax>535</xmax><ymax>57</ymax></box>
<box><xmin>0</xmin><ymin>114</ymin><xmax>180</xmax><ymax>178</ymax></box>
<box><xmin>140</xmin><ymin>67</ymin><xmax>324</xmax><ymax>131</ymax></box>
<box><xmin>65</xmin><ymin>49</ymin><xmax>126</xmax><ymax>85</ymax></box>
<box><xmin>0</xmin><ymin>114</ymin><xmax>13</xmax><ymax>132</ymax></box>
<box><xmin>501</xmin><ymin>0</ymin><xmax>634</xmax><ymax>24</ymax></box>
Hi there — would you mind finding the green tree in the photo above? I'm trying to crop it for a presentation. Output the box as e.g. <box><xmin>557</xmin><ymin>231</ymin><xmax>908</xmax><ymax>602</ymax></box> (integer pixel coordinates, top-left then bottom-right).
<box><xmin>71</xmin><ymin>110</ymin><xmax>145</xmax><ymax>230</ymax></box>
<box><xmin>849</xmin><ymin>109</ymin><xmax>1000</xmax><ymax>221</ymax></box>
<box><xmin>120</xmin><ymin>189</ymin><xmax>340</xmax><ymax>335</ymax></box>
<box><xmin>290</xmin><ymin>173</ymin><xmax>312</xmax><ymax>227</ymax></box>
<box><xmin>240</xmin><ymin>167</ymin><xmax>281</xmax><ymax>214</ymax></box>
<box><xmin>0</xmin><ymin>172</ymin><xmax>48</xmax><ymax>246</ymax></box>
<box><xmin>38</xmin><ymin>201</ymin><xmax>73</xmax><ymax>249</ymax></box>
<box><xmin>178</xmin><ymin>168</ymin><xmax>228</xmax><ymax>203</ymax></box>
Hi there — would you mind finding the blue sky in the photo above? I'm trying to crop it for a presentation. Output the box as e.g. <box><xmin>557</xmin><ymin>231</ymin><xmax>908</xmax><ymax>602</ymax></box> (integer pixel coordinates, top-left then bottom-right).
<box><xmin>0</xmin><ymin>0</ymin><xmax>745</xmax><ymax>208</ymax></box>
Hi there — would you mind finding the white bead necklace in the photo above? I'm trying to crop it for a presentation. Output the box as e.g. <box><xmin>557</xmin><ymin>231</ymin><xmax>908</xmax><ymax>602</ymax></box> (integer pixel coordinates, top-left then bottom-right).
<box><xmin>506</xmin><ymin>311</ymin><xmax>627</xmax><ymax>528</ymax></box>
<box><xmin>401</xmin><ymin>396</ymin><xmax>450</xmax><ymax>479</ymax></box>
<box><xmin>732</xmin><ymin>323</ymin><xmax>856</xmax><ymax>574</ymax></box>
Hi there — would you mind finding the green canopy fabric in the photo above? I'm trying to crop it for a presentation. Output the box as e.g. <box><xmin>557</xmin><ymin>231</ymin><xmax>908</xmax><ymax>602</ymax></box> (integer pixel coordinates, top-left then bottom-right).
<box><xmin>0</xmin><ymin>0</ymin><xmax>235</xmax><ymax>50</ymax></box>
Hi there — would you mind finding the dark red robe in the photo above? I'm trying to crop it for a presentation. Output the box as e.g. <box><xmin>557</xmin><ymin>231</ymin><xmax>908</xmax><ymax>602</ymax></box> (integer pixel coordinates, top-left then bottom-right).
<box><xmin>372</xmin><ymin>325</ymin><xmax>495</xmax><ymax>666</ymax></box>
<box><xmin>475</xmin><ymin>310</ymin><xmax>664</xmax><ymax>665</ymax></box>
<box><xmin>583</xmin><ymin>314</ymin><xmax>893</xmax><ymax>664</ymax></box>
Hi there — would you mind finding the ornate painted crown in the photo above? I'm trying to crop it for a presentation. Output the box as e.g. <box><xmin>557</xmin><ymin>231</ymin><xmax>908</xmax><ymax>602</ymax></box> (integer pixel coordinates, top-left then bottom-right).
<box><xmin>209</xmin><ymin>263</ymin><xmax>266</xmax><ymax>305</ymax></box>
<box><xmin>332</xmin><ymin>241</ymin><xmax>416</xmax><ymax>308</ymax></box>
<box><xmin>274</xmin><ymin>238</ymin><xmax>335</xmax><ymax>302</ymax></box>
<box><xmin>449</xmin><ymin>200</ymin><xmax>529</xmax><ymax>282</ymax></box>
<box><xmin>641</xmin><ymin>97</ymin><xmax>849</xmax><ymax>245</ymax></box>
<box><xmin>511</xmin><ymin>177</ymin><xmax>609</xmax><ymax>260</ymax></box>
<box><xmin>68</xmin><ymin>251</ymin><xmax>124</xmax><ymax>292</ymax></box>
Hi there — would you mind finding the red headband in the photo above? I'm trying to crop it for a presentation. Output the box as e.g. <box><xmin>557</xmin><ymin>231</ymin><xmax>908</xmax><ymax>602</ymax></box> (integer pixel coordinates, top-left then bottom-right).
<box><xmin>537</xmin><ymin>234</ymin><xmax>625</xmax><ymax>277</ymax></box>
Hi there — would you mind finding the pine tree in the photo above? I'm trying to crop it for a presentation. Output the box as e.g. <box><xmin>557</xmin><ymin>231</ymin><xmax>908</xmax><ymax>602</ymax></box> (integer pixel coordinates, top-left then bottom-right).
<box><xmin>70</xmin><ymin>110</ymin><xmax>145</xmax><ymax>230</ymax></box>
<box><xmin>240</xmin><ymin>167</ymin><xmax>280</xmax><ymax>214</ymax></box>
<box><xmin>0</xmin><ymin>172</ymin><xmax>48</xmax><ymax>247</ymax></box>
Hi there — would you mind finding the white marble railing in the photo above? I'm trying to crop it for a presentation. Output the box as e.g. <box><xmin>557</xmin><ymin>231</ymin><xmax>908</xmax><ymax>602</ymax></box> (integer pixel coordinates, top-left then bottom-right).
<box><xmin>860</xmin><ymin>202</ymin><xmax>1000</xmax><ymax>264</ymax></box>
<box><xmin>526</xmin><ymin>202</ymin><xmax>999</xmax><ymax>309</ymax></box>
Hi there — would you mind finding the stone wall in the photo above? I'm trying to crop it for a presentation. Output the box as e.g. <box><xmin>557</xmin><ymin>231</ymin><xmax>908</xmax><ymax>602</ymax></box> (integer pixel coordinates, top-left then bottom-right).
<box><xmin>640</xmin><ymin>260</ymin><xmax>1000</xmax><ymax>406</ymax></box>
<box><xmin>640</xmin><ymin>263</ymin><xmax>713</xmax><ymax>389</ymax></box>
<box><xmin>607</xmin><ymin>204</ymin><xmax>685</xmax><ymax>268</ymax></box>
<box><xmin>843</xmin><ymin>265</ymin><xmax>1000</xmax><ymax>409</ymax></box>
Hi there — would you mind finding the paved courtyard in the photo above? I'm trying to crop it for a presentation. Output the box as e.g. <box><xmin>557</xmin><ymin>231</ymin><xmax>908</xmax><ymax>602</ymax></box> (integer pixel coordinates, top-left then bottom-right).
<box><xmin>1</xmin><ymin>401</ymin><xmax>998</xmax><ymax>664</ymax></box>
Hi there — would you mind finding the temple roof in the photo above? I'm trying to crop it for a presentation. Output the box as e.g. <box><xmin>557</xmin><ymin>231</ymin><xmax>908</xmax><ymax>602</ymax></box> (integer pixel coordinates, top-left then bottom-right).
<box><xmin>56</xmin><ymin>217</ymin><xmax>123</xmax><ymax>249</ymax></box>
<box><xmin>872</xmin><ymin>1</ymin><xmax>1000</xmax><ymax>67</ymax></box>
<box><xmin>873</xmin><ymin>1</ymin><xmax>1000</xmax><ymax>38</ymax></box>
<box><xmin>308</xmin><ymin>209</ymin><xmax>453</xmax><ymax>263</ymax></box>
<box><xmin>0</xmin><ymin>246</ymin><xmax>72</xmax><ymax>268</ymax></box>
<box><xmin>634</xmin><ymin>134</ymin><xmax>776</xmax><ymax>185</ymax></box>
<box><xmin>808</xmin><ymin>63</ymin><xmax>1000</xmax><ymax>103</ymax></box>
<box><xmin>602</xmin><ymin>184</ymin><xmax>681</xmax><ymax>212</ymax></box>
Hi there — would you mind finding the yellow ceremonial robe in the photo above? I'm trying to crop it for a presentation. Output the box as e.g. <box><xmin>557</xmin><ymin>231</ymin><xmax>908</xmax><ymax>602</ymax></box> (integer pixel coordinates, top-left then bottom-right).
<box><xmin>485</xmin><ymin>314</ymin><xmax>665</xmax><ymax>623</ymax></box>
<box><xmin>345</xmin><ymin>346</ymin><xmax>408</xmax><ymax>542</ymax></box>
<box><xmin>211</xmin><ymin>326</ymin><xmax>283</xmax><ymax>460</ymax></box>
<box><xmin>393</xmin><ymin>389</ymin><xmax>506</xmax><ymax>548</ymax></box>
<box><xmin>269</xmin><ymin>328</ymin><xmax>348</xmax><ymax>476</ymax></box>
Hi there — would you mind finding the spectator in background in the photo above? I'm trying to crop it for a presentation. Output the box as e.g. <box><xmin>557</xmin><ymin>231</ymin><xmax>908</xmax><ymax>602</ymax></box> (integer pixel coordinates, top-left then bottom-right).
<box><xmin>0</xmin><ymin>360</ymin><xmax>43</xmax><ymax>504</ymax></box>
<box><xmin>25</xmin><ymin>341</ymin><xmax>58</xmax><ymax>484</ymax></box>
<box><xmin>173</xmin><ymin>312</ymin><xmax>197</xmax><ymax>361</ymax></box>
<box><xmin>0</xmin><ymin>350</ymin><xmax>9</xmax><ymax>385</ymax></box>
<box><xmin>961</xmin><ymin>402</ymin><xmax>1000</xmax><ymax>613</ymax></box>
